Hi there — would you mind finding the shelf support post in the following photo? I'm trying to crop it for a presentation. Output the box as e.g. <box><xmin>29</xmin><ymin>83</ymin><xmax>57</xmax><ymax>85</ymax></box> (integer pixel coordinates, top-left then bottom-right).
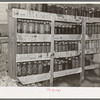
<box><xmin>80</xmin><ymin>18</ymin><xmax>86</xmax><ymax>83</ymax></box>
<box><xmin>50</xmin><ymin>20</ymin><xmax>55</xmax><ymax>86</ymax></box>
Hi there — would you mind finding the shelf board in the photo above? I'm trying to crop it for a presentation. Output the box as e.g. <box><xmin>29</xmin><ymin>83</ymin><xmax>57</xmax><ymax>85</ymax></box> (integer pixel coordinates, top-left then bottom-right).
<box><xmin>16</xmin><ymin>51</ymin><xmax>81</xmax><ymax>62</ymax></box>
<box><xmin>12</xmin><ymin>9</ymin><xmax>81</xmax><ymax>23</ymax></box>
<box><xmin>18</xmin><ymin>73</ymin><xmax>50</xmax><ymax>85</ymax></box>
<box><xmin>11</xmin><ymin>9</ymin><xmax>100</xmax><ymax>23</ymax></box>
<box><xmin>85</xmin><ymin>49</ymin><xmax>100</xmax><ymax>54</ymax></box>
<box><xmin>18</xmin><ymin>67</ymin><xmax>82</xmax><ymax>85</ymax></box>
<box><xmin>17</xmin><ymin>33</ymin><xmax>51</xmax><ymax>42</ymax></box>
<box><xmin>86</xmin><ymin>34</ymin><xmax>100</xmax><ymax>40</ymax></box>
<box><xmin>16</xmin><ymin>53</ymin><xmax>51</xmax><ymax>62</ymax></box>
<box><xmin>54</xmin><ymin>67</ymin><xmax>82</xmax><ymax>78</ymax></box>
<box><xmin>18</xmin><ymin>64</ymin><xmax>99</xmax><ymax>85</ymax></box>
<box><xmin>54</xmin><ymin>34</ymin><xmax>81</xmax><ymax>40</ymax></box>
<box><xmin>55</xmin><ymin>51</ymin><xmax>81</xmax><ymax>58</ymax></box>
<box><xmin>17</xmin><ymin>33</ymin><xmax>82</xmax><ymax>42</ymax></box>
<box><xmin>85</xmin><ymin>64</ymin><xmax>99</xmax><ymax>70</ymax></box>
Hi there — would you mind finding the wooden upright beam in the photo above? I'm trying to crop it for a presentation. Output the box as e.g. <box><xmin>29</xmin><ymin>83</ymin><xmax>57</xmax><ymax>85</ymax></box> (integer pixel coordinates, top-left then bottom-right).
<box><xmin>80</xmin><ymin>19</ymin><xmax>86</xmax><ymax>83</ymax></box>
<box><xmin>7</xmin><ymin>10</ymin><xmax>17</xmax><ymax>79</ymax></box>
<box><xmin>50</xmin><ymin>20</ymin><xmax>55</xmax><ymax>86</ymax></box>
<box><xmin>7</xmin><ymin>11</ymin><xmax>13</xmax><ymax>77</ymax></box>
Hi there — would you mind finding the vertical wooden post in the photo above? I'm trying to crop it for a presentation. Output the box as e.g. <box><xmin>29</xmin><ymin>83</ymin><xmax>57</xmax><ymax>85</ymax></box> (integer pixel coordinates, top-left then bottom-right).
<box><xmin>7</xmin><ymin>10</ymin><xmax>13</xmax><ymax>77</ymax></box>
<box><xmin>80</xmin><ymin>19</ymin><xmax>86</xmax><ymax>83</ymax></box>
<box><xmin>50</xmin><ymin>20</ymin><xmax>55</xmax><ymax>86</ymax></box>
<box><xmin>7</xmin><ymin>10</ymin><xmax>17</xmax><ymax>79</ymax></box>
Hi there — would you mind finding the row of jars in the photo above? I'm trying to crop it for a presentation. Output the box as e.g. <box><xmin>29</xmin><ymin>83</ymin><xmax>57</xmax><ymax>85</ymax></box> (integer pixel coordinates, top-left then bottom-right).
<box><xmin>17</xmin><ymin>41</ymin><xmax>79</xmax><ymax>54</ymax></box>
<box><xmin>17</xmin><ymin>54</ymin><xmax>94</xmax><ymax>76</ymax></box>
<box><xmin>85</xmin><ymin>54</ymin><xmax>94</xmax><ymax>66</ymax></box>
<box><xmin>17</xmin><ymin>19</ymin><xmax>51</xmax><ymax>34</ymax></box>
<box><xmin>85</xmin><ymin>40</ymin><xmax>100</xmax><ymax>50</ymax></box>
<box><xmin>17</xmin><ymin>60</ymin><xmax>50</xmax><ymax>76</ymax></box>
<box><xmin>8</xmin><ymin>4</ymin><xmax>100</xmax><ymax>18</ymax></box>
<box><xmin>17</xmin><ymin>42</ymin><xmax>50</xmax><ymax>54</ymax></box>
<box><xmin>86</xmin><ymin>23</ymin><xmax>100</xmax><ymax>37</ymax></box>
<box><xmin>17</xmin><ymin>18</ymin><xmax>82</xmax><ymax>35</ymax></box>
<box><xmin>55</xmin><ymin>24</ymin><xmax>82</xmax><ymax>34</ymax></box>
<box><xmin>54</xmin><ymin>41</ymin><xmax>79</xmax><ymax>52</ymax></box>
<box><xmin>17</xmin><ymin>55</ymin><xmax>80</xmax><ymax>77</ymax></box>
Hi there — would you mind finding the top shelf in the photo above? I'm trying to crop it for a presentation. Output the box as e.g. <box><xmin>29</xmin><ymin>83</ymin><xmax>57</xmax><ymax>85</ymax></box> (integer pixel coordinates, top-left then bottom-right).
<box><xmin>7</xmin><ymin>9</ymin><xmax>100</xmax><ymax>23</ymax></box>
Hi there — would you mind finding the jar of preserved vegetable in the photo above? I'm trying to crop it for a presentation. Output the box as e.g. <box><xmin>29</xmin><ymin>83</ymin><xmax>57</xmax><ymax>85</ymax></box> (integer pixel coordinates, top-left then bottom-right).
<box><xmin>58</xmin><ymin>60</ymin><xmax>63</xmax><ymax>71</ymax></box>
<box><xmin>40</xmin><ymin>21</ymin><xmax>45</xmax><ymax>34</ymax></box>
<box><xmin>38</xmin><ymin>61</ymin><xmax>43</xmax><ymax>74</ymax></box>
<box><xmin>17</xmin><ymin>19</ymin><xmax>22</xmax><ymax>33</ymax></box>
<box><xmin>27</xmin><ymin>62</ymin><xmax>33</xmax><ymax>75</ymax></box>
<box><xmin>17</xmin><ymin>63</ymin><xmax>22</xmax><ymax>76</ymax></box>
<box><xmin>32</xmin><ymin>61</ymin><xmax>38</xmax><ymax>74</ymax></box>
<box><xmin>17</xmin><ymin>43</ymin><xmax>22</xmax><ymax>54</ymax></box>
<box><xmin>27</xmin><ymin>43</ymin><xmax>32</xmax><ymax>53</ymax></box>
<box><xmin>22</xmin><ymin>20</ymin><xmax>28</xmax><ymax>33</ymax></box>
<box><xmin>21</xmin><ymin>62</ymin><xmax>27</xmax><ymax>76</ymax></box>
<box><xmin>45</xmin><ymin>22</ymin><xmax>51</xmax><ymax>34</ymax></box>
<box><xmin>34</xmin><ymin>21</ymin><xmax>39</xmax><ymax>34</ymax></box>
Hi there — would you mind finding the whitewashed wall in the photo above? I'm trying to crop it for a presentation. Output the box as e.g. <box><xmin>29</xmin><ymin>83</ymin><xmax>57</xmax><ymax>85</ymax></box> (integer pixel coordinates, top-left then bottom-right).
<box><xmin>0</xmin><ymin>4</ymin><xmax>8</xmax><ymax>24</ymax></box>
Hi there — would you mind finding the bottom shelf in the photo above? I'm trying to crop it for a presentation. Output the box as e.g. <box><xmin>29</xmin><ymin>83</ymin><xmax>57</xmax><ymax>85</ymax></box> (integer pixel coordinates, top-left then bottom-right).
<box><xmin>85</xmin><ymin>64</ymin><xmax>99</xmax><ymax>70</ymax></box>
<box><xmin>18</xmin><ymin>67</ymin><xmax>82</xmax><ymax>85</ymax></box>
<box><xmin>18</xmin><ymin>64</ymin><xmax>99</xmax><ymax>85</ymax></box>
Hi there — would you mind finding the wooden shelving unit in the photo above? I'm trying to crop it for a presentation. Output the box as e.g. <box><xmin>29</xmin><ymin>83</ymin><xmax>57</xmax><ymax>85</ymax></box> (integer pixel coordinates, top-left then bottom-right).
<box><xmin>7</xmin><ymin>8</ymin><xmax>100</xmax><ymax>86</ymax></box>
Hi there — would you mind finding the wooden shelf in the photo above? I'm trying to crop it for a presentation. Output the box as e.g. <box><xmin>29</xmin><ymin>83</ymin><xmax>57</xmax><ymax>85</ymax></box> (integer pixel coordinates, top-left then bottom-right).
<box><xmin>85</xmin><ymin>64</ymin><xmax>99</xmax><ymax>70</ymax></box>
<box><xmin>16</xmin><ymin>53</ymin><xmax>51</xmax><ymax>62</ymax></box>
<box><xmin>18</xmin><ymin>67</ymin><xmax>82</xmax><ymax>85</ymax></box>
<box><xmin>18</xmin><ymin>73</ymin><xmax>50</xmax><ymax>85</ymax></box>
<box><xmin>85</xmin><ymin>49</ymin><xmax>99</xmax><ymax>54</ymax></box>
<box><xmin>86</xmin><ymin>34</ymin><xmax>100</xmax><ymax>40</ymax></box>
<box><xmin>17</xmin><ymin>33</ymin><xmax>81</xmax><ymax>42</ymax></box>
<box><xmin>54</xmin><ymin>67</ymin><xmax>82</xmax><ymax>78</ymax></box>
<box><xmin>8</xmin><ymin>8</ymin><xmax>100</xmax><ymax>85</ymax></box>
<box><xmin>11</xmin><ymin>9</ymin><xmax>100</xmax><ymax>23</ymax></box>
<box><xmin>12</xmin><ymin>9</ymin><xmax>81</xmax><ymax>23</ymax></box>
<box><xmin>54</xmin><ymin>34</ymin><xmax>81</xmax><ymax>41</ymax></box>
<box><xmin>54</xmin><ymin>51</ymin><xmax>81</xmax><ymax>58</ymax></box>
<box><xmin>17</xmin><ymin>33</ymin><xmax>51</xmax><ymax>42</ymax></box>
<box><xmin>16</xmin><ymin>51</ymin><xmax>81</xmax><ymax>62</ymax></box>
<box><xmin>18</xmin><ymin>64</ymin><xmax>99</xmax><ymax>85</ymax></box>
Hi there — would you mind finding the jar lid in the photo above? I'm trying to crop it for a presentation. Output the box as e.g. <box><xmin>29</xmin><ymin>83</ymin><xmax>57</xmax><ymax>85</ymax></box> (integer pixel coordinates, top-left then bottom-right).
<box><xmin>23</xmin><ymin>43</ymin><xmax>26</xmax><ymax>45</ymax></box>
<box><xmin>28</xmin><ymin>62</ymin><xmax>31</xmax><ymax>64</ymax></box>
<box><xmin>17</xmin><ymin>43</ymin><xmax>21</xmax><ymax>45</ymax></box>
<box><xmin>38</xmin><ymin>61</ymin><xmax>42</xmax><ymax>63</ymax></box>
<box><xmin>23</xmin><ymin>62</ymin><xmax>26</xmax><ymax>64</ymax></box>
<box><xmin>27</xmin><ymin>43</ymin><xmax>31</xmax><ymax>46</ymax></box>
<box><xmin>17</xmin><ymin>63</ymin><xmax>20</xmax><ymax>65</ymax></box>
